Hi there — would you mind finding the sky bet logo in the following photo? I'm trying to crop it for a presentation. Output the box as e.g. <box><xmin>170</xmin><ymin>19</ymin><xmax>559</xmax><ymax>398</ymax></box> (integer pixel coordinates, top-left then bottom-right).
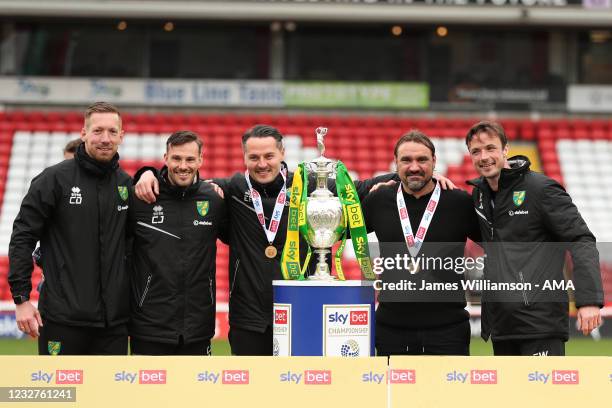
<box><xmin>31</xmin><ymin>370</ymin><xmax>83</xmax><ymax>384</ymax></box>
<box><xmin>416</xmin><ymin>226</ymin><xmax>426</xmax><ymax>240</ymax></box>
<box><xmin>362</xmin><ymin>370</ymin><xmax>416</xmax><ymax>384</ymax></box>
<box><xmin>196</xmin><ymin>370</ymin><xmax>249</xmax><ymax>384</ymax></box>
<box><xmin>114</xmin><ymin>370</ymin><xmax>166</xmax><ymax>384</ymax></box>
<box><xmin>406</xmin><ymin>236</ymin><xmax>415</xmax><ymax>247</ymax></box>
<box><xmin>446</xmin><ymin>370</ymin><xmax>497</xmax><ymax>384</ymax></box>
<box><xmin>275</xmin><ymin>309</ymin><xmax>288</xmax><ymax>325</ymax></box>
<box><xmin>328</xmin><ymin>311</ymin><xmax>368</xmax><ymax>325</ymax></box>
<box><xmin>280</xmin><ymin>370</ymin><xmax>331</xmax><ymax>385</ymax></box>
<box><xmin>427</xmin><ymin>200</ymin><xmax>437</xmax><ymax>212</ymax></box>
<box><xmin>529</xmin><ymin>370</ymin><xmax>579</xmax><ymax>385</ymax></box>
<box><xmin>528</xmin><ymin>370</ymin><xmax>579</xmax><ymax>385</ymax></box>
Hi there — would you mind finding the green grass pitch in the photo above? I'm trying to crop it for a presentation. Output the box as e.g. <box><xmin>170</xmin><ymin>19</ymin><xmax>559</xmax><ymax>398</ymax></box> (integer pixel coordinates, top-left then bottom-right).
<box><xmin>0</xmin><ymin>337</ymin><xmax>609</xmax><ymax>356</ymax></box>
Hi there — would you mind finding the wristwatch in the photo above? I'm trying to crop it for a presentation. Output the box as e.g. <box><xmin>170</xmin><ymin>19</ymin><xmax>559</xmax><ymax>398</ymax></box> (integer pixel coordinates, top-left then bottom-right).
<box><xmin>13</xmin><ymin>295</ymin><xmax>29</xmax><ymax>305</ymax></box>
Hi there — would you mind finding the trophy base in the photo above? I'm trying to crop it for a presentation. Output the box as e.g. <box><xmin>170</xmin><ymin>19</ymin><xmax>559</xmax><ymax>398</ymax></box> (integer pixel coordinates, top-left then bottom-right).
<box><xmin>308</xmin><ymin>272</ymin><xmax>337</xmax><ymax>281</ymax></box>
<box><xmin>307</xmin><ymin>249</ymin><xmax>336</xmax><ymax>281</ymax></box>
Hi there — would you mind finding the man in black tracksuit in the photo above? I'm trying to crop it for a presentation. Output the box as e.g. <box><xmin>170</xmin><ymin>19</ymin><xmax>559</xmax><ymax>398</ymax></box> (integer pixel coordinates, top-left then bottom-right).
<box><xmin>128</xmin><ymin>131</ymin><xmax>227</xmax><ymax>355</ymax></box>
<box><xmin>466</xmin><ymin>121</ymin><xmax>603</xmax><ymax>356</ymax></box>
<box><xmin>9</xmin><ymin>102</ymin><xmax>131</xmax><ymax>355</ymax></box>
<box><xmin>362</xmin><ymin>130</ymin><xmax>481</xmax><ymax>356</ymax></box>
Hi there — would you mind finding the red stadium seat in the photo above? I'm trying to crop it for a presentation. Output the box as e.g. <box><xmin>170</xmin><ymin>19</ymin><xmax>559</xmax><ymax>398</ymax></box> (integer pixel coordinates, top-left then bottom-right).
<box><xmin>1</xmin><ymin>110</ymin><xmax>611</xmax><ymax>306</ymax></box>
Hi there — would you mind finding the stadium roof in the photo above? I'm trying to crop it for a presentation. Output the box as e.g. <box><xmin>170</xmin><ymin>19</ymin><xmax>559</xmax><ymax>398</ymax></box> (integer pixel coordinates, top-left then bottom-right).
<box><xmin>0</xmin><ymin>0</ymin><xmax>611</xmax><ymax>27</ymax></box>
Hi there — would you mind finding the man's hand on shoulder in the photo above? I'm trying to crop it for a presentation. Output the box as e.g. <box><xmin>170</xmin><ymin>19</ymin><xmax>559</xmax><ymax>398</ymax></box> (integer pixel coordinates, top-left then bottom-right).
<box><xmin>135</xmin><ymin>170</ymin><xmax>159</xmax><ymax>204</ymax></box>
<box><xmin>204</xmin><ymin>180</ymin><xmax>224</xmax><ymax>199</ymax></box>
<box><xmin>434</xmin><ymin>173</ymin><xmax>456</xmax><ymax>190</ymax></box>
<box><xmin>370</xmin><ymin>179</ymin><xmax>397</xmax><ymax>193</ymax></box>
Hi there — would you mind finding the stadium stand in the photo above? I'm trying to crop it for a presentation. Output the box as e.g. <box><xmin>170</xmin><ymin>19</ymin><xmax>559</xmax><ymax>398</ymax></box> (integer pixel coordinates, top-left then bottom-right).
<box><xmin>0</xmin><ymin>112</ymin><xmax>610</xmax><ymax>307</ymax></box>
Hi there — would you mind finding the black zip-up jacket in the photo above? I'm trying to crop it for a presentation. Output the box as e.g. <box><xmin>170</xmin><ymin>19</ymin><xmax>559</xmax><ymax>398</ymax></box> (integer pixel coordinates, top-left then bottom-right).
<box><xmin>215</xmin><ymin>166</ymin><xmax>396</xmax><ymax>333</ymax></box>
<box><xmin>9</xmin><ymin>144</ymin><xmax>132</xmax><ymax>327</ymax></box>
<box><xmin>467</xmin><ymin>156</ymin><xmax>603</xmax><ymax>341</ymax></box>
<box><xmin>362</xmin><ymin>184</ymin><xmax>481</xmax><ymax>330</ymax></box>
<box><xmin>128</xmin><ymin>168</ymin><xmax>227</xmax><ymax>344</ymax></box>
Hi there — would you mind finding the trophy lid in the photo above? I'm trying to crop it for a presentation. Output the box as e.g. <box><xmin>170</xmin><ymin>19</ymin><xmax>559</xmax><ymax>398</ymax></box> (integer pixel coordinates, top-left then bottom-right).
<box><xmin>312</xmin><ymin>126</ymin><xmax>334</xmax><ymax>168</ymax></box>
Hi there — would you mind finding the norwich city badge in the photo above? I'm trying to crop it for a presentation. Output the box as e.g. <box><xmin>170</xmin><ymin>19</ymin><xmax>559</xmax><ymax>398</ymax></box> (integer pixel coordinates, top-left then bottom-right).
<box><xmin>47</xmin><ymin>341</ymin><xmax>61</xmax><ymax>356</ymax></box>
<box><xmin>197</xmin><ymin>201</ymin><xmax>209</xmax><ymax>216</ymax></box>
<box><xmin>513</xmin><ymin>191</ymin><xmax>526</xmax><ymax>207</ymax></box>
<box><xmin>118</xmin><ymin>186</ymin><xmax>128</xmax><ymax>201</ymax></box>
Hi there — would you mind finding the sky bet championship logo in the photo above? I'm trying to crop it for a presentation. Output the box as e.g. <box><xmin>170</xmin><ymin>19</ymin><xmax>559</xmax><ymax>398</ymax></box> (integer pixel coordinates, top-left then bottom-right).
<box><xmin>273</xmin><ymin>304</ymin><xmax>291</xmax><ymax>356</ymax></box>
<box><xmin>323</xmin><ymin>305</ymin><xmax>370</xmax><ymax>357</ymax></box>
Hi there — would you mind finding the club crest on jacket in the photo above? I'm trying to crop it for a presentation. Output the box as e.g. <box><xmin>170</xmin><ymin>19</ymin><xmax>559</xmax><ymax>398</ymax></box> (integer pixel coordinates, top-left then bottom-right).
<box><xmin>197</xmin><ymin>201</ymin><xmax>209</xmax><ymax>217</ymax></box>
<box><xmin>513</xmin><ymin>191</ymin><xmax>526</xmax><ymax>207</ymax></box>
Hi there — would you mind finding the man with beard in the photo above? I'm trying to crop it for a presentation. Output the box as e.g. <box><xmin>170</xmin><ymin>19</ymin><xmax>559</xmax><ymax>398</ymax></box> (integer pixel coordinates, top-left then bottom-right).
<box><xmin>128</xmin><ymin>131</ymin><xmax>227</xmax><ymax>355</ymax></box>
<box><xmin>362</xmin><ymin>130</ymin><xmax>481</xmax><ymax>356</ymax></box>
<box><xmin>466</xmin><ymin>121</ymin><xmax>603</xmax><ymax>356</ymax></box>
<box><xmin>9</xmin><ymin>102</ymin><xmax>131</xmax><ymax>355</ymax></box>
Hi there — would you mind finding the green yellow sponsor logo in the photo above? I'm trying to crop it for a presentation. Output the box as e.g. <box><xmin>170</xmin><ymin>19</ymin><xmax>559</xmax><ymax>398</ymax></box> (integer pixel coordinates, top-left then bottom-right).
<box><xmin>286</xmin><ymin>262</ymin><xmax>300</xmax><ymax>277</ymax></box>
<box><xmin>288</xmin><ymin>207</ymin><xmax>299</xmax><ymax>230</ymax></box>
<box><xmin>117</xmin><ymin>186</ymin><xmax>128</xmax><ymax>201</ymax></box>
<box><xmin>48</xmin><ymin>341</ymin><xmax>61</xmax><ymax>356</ymax></box>
<box><xmin>298</xmin><ymin>202</ymin><xmax>306</xmax><ymax>226</ymax></box>
<box><xmin>346</xmin><ymin>203</ymin><xmax>364</xmax><ymax>228</ymax></box>
<box><xmin>513</xmin><ymin>191</ymin><xmax>526</xmax><ymax>207</ymax></box>
<box><xmin>358</xmin><ymin>258</ymin><xmax>373</xmax><ymax>274</ymax></box>
<box><xmin>197</xmin><ymin>201</ymin><xmax>209</xmax><ymax>216</ymax></box>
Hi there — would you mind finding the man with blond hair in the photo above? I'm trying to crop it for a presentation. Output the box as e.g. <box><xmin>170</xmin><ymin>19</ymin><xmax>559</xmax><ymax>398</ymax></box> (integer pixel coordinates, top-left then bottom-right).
<box><xmin>9</xmin><ymin>102</ymin><xmax>132</xmax><ymax>355</ymax></box>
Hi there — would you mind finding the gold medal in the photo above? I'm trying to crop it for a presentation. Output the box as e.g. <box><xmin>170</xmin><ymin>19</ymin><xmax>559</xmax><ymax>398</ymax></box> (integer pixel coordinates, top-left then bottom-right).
<box><xmin>265</xmin><ymin>245</ymin><xmax>278</xmax><ymax>258</ymax></box>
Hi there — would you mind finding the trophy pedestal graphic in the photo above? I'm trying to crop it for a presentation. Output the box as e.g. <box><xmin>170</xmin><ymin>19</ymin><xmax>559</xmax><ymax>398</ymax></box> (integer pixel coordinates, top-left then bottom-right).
<box><xmin>272</xmin><ymin>280</ymin><xmax>375</xmax><ymax>357</ymax></box>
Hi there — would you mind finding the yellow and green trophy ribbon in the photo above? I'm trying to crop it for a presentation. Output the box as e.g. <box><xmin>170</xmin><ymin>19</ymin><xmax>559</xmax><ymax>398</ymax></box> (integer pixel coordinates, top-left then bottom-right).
<box><xmin>281</xmin><ymin>161</ymin><xmax>374</xmax><ymax>280</ymax></box>
<box><xmin>280</xmin><ymin>163</ymin><xmax>311</xmax><ymax>280</ymax></box>
<box><xmin>335</xmin><ymin>162</ymin><xmax>375</xmax><ymax>280</ymax></box>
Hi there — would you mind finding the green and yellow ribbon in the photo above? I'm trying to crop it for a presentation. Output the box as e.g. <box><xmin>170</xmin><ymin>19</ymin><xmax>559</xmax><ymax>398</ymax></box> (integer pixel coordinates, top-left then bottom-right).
<box><xmin>335</xmin><ymin>162</ymin><xmax>375</xmax><ymax>280</ymax></box>
<box><xmin>281</xmin><ymin>161</ymin><xmax>375</xmax><ymax>280</ymax></box>
<box><xmin>280</xmin><ymin>163</ymin><xmax>310</xmax><ymax>280</ymax></box>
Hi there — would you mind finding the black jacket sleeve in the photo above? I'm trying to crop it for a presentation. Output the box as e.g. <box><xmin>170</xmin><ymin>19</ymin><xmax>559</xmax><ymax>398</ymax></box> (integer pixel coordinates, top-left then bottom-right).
<box><xmin>133</xmin><ymin>166</ymin><xmax>158</xmax><ymax>183</ymax></box>
<box><xmin>464</xmin><ymin>193</ymin><xmax>482</xmax><ymax>244</ymax></box>
<box><xmin>320</xmin><ymin>172</ymin><xmax>398</xmax><ymax>200</ymax></box>
<box><xmin>207</xmin><ymin>177</ymin><xmax>231</xmax><ymax>245</ymax></box>
<box><xmin>216</xmin><ymin>197</ymin><xmax>230</xmax><ymax>245</ymax></box>
<box><xmin>353</xmin><ymin>172</ymin><xmax>398</xmax><ymax>200</ymax></box>
<box><xmin>8</xmin><ymin>170</ymin><xmax>58</xmax><ymax>298</ymax></box>
<box><xmin>361</xmin><ymin>190</ymin><xmax>378</xmax><ymax>234</ymax></box>
<box><xmin>210</xmin><ymin>177</ymin><xmax>231</xmax><ymax>195</ymax></box>
<box><xmin>538</xmin><ymin>178</ymin><xmax>603</xmax><ymax>308</ymax></box>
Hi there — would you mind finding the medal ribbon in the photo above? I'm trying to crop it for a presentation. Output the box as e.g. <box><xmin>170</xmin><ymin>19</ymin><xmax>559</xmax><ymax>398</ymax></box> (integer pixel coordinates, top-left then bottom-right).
<box><xmin>396</xmin><ymin>181</ymin><xmax>441</xmax><ymax>257</ymax></box>
<box><xmin>245</xmin><ymin>168</ymin><xmax>287</xmax><ymax>246</ymax></box>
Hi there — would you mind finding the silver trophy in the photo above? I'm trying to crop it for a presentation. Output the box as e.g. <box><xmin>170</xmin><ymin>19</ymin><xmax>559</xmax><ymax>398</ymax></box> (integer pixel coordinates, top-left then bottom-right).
<box><xmin>305</xmin><ymin>127</ymin><xmax>345</xmax><ymax>280</ymax></box>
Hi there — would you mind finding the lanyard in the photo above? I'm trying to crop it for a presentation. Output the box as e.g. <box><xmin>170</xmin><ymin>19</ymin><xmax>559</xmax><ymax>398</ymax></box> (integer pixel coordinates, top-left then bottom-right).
<box><xmin>396</xmin><ymin>181</ymin><xmax>441</xmax><ymax>257</ymax></box>
<box><xmin>244</xmin><ymin>169</ymin><xmax>287</xmax><ymax>245</ymax></box>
